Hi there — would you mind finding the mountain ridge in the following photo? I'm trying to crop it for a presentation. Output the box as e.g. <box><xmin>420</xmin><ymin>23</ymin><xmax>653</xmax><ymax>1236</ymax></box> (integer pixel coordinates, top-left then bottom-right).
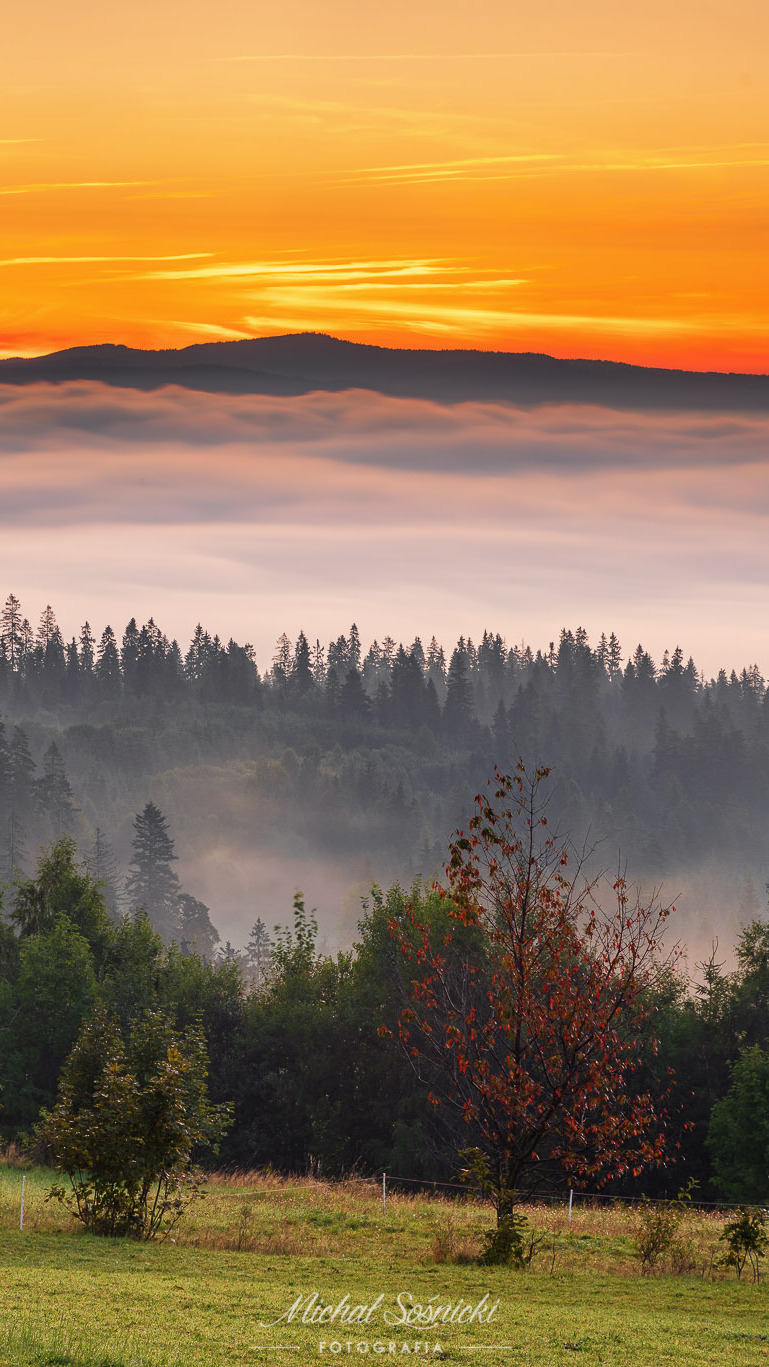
<box><xmin>1</xmin><ymin>332</ymin><xmax>768</xmax><ymax>409</ymax></box>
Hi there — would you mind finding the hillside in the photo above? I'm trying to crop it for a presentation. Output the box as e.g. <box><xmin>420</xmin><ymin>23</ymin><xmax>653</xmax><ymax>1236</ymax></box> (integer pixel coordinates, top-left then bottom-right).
<box><xmin>2</xmin><ymin>333</ymin><xmax>768</xmax><ymax>409</ymax></box>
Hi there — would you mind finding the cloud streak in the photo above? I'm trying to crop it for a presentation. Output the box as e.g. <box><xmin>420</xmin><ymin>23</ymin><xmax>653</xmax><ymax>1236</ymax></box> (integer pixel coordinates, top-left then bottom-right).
<box><xmin>0</xmin><ymin>254</ymin><xmax>213</xmax><ymax>267</ymax></box>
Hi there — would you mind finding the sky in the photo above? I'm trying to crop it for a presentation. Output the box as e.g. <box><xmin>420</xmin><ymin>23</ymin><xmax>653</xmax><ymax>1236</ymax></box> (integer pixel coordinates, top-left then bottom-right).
<box><xmin>2</xmin><ymin>0</ymin><xmax>768</xmax><ymax>369</ymax></box>
<box><xmin>2</xmin><ymin>2</ymin><xmax>769</xmax><ymax>677</ymax></box>
<box><xmin>2</xmin><ymin>381</ymin><xmax>769</xmax><ymax>678</ymax></box>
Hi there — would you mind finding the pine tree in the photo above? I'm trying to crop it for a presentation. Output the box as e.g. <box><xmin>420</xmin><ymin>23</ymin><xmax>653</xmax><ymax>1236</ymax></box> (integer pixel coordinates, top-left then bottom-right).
<box><xmin>311</xmin><ymin>639</ymin><xmax>326</xmax><ymax>685</ymax></box>
<box><xmin>185</xmin><ymin>624</ymin><xmax>212</xmax><ymax>683</ymax></box>
<box><xmin>380</xmin><ymin>636</ymin><xmax>397</xmax><ymax>674</ymax></box>
<box><xmin>91</xmin><ymin>626</ymin><xmax>118</xmax><ymax>696</ymax></box>
<box><xmin>0</xmin><ymin>714</ymin><xmax>9</xmax><ymax>808</ymax></box>
<box><xmin>409</xmin><ymin>636</ymin><xmax>426</xmax><ymax>673</ymax></box>
<box><xmin>348</xmin><ymin>623</ymin><xmax>362</xmax><ymax>672</ymax></box>
<box><xmin>79</xmin><ymin>622</ymin><xmax>96</xmax><ymax>678</ymax></box>
<box><xmin>0</xmin><ymin>594</ymin><xmax>24</xmax><ymax>671</ymax></box>
<box><xmin>361</xmin><ymin>641</ymin><xmax>381</xmax><ymax>690</ymax></box>
<box><xmin>125</xmin><ymin>802</ymin><xmax>181</xmax><ymax>942</ymax></box>
<box><xmin>1</xmin><ymin>810</ymin><xmax>27</xmax><ymax>883</ymax></box>
<box><xmin>135</xmin><ymin>618</ymin><xmax>165</xmax><ymax>694</ymax></box>
<box><xmin>164</xmin><ymin>639</ymin><xmax>185</xmax><ymax>698</ymax></box>
<box><xmin>326</xmin><ymin>633</ymin><xmax>349</xmax><ymax>682</ymax></box>
<box><xmin>8</xmin><ymin>726</ymin><xmax>35</xmax><ymax>820</ymax></box>
<box><xmin>86</xmin><ymin>826</ymin><xmax>121</xmax><ymax>919</ymax></box>
<box><xmin>443</xmin><ymin>647</ymin><xmax>474</xmax><ymax>734</ymax></box>
<box><xmin>291</xmin><ymin>632</ymin><xmax>314</xmax><ymax>694</ymax></box>
<box><xmin>121</xmin><ymin>618</ymin><xmax>140</xmax><ymax>690</ymax></box>
<box><xmin>0</xmin><ymin>715</ymin><xmax>16</xmax><ymax>881</ymax></box>
<box><xmin>426</xmin><ymin>636</ymin><xmax>447</xmax><ymax>701</ymax></box>
<box><xmin>272</xmin><ymin>632</ymin><xmax>292</xmax><ymax>686</ymax></box>
<box><xmin>35</xmin><ymin>742</ymin><xmax>77</xmax><ymax>838</ymax></box>
<box><xmin>65</xmin><ymin>638</ymin><xmax>80</xmax><ymax>700</ymax></box>
<box><xmin>244</xmin><ymin>917</ymin><xmax>272</xmax><ymax>989</ymax></box>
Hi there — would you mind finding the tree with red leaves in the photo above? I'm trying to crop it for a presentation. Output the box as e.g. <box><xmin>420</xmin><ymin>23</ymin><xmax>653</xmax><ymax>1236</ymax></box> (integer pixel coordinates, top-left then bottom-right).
<box><xmin>389</xmin><ymin>762</ymin><xmax>676</xmax><ymax>1232</ymax></box>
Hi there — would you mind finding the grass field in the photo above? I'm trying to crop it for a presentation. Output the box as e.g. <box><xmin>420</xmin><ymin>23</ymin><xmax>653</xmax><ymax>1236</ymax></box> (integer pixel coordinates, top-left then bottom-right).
<box><xmin>1</xmin><ymin>1163</ymin><xmax>767</xmax><ymax>1366</ymax></box>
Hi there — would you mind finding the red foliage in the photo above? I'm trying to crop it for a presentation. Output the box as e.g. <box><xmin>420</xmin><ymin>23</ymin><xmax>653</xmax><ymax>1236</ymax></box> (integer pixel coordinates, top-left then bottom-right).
<box><xmin>391</xmin><ymin>763</ymin><xmax>676</xmax><ymax>1209</ymax></box>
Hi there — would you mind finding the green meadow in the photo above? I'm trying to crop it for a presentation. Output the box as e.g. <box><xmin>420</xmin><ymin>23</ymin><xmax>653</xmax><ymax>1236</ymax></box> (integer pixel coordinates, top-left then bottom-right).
<box><xmin>0</xmin><ymin>1165</ymin><xmax>767</xmax><ymax>1367</ymax></box>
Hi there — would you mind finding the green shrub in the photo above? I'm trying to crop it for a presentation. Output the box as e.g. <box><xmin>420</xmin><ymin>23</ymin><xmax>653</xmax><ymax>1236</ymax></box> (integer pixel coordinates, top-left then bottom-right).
<box><xmin>718</xmin><ymin>1207</ymin><xmax>767</xmax><ymax>1282</ymax></box>
<box><xmin>40</xmin><ymin>1004</ymin><xmax>230</xmax><ymax>1239</ymax></box>
<box><xmin>635</xmin><ymin>1180</ymin><xmax>697</xmax><ymax>1274</ymax></box>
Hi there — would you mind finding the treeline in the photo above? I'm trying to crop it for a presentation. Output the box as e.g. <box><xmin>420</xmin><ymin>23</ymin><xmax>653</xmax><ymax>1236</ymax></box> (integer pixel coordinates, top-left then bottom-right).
<box><xmin>0</xmin><ymin>839</ymin><xmax>766</xmax><ymax>1203</ymax></box>
<box><xmin>3</xmin><ymin>591</ymin><xmax>769</xmax><ymax>928</ymax></box>
<box><xmin>3</xmin><ymin>593</ymin><xmax>767</xmax><ymax>737</ymax></box>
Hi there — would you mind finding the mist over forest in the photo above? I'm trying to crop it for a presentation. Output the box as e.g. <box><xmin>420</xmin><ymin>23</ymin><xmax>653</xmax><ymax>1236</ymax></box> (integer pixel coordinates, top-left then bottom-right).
<box><xmin>1</xmin><ymin>590</ymin><xmax>767</xmax><ymax>961</ymax></box>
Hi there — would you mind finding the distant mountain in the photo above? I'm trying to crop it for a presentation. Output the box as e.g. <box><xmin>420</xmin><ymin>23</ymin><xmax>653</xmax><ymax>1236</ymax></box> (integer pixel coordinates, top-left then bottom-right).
<box><xmin>1</xmin><ymin>332</ymin><xmax>768</xmax><ymax>409</ymax></box>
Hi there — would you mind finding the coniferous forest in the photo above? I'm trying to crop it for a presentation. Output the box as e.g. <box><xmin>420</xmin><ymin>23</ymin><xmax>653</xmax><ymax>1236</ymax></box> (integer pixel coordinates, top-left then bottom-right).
<box><xmin>2</xmin><ymin>589</ymin><xmax>769</xmax><ymax>1199</ymax></box>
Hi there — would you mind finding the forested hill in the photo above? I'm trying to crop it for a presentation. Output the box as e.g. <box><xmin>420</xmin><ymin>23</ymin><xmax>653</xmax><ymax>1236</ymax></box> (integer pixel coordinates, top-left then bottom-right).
<box><xmin>2</xmin><ymin>333</ymin><xmax>769</xmax><ymax>409</ymax></box>
<box><xmin>1</xmin><ymin>593</ymin><xmax>768</xmax><ymax>950</ymax></box>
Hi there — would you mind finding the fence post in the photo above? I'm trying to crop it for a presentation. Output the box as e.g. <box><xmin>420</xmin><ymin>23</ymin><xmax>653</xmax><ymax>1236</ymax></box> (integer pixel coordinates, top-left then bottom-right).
<box><xmin>568</xmin><ymin>1187</ymin><xmax>573</xmax><ymax>1227</ymax></box>
<box><xmin>382</xmin><ymin>1172</ymin><xmax>386</xmax><ymax>1217</ymax></box>
<box><xmin>20</xmin><ymin>1175</ymin><xmax>26</xmax><ymax>1232</ymax></box>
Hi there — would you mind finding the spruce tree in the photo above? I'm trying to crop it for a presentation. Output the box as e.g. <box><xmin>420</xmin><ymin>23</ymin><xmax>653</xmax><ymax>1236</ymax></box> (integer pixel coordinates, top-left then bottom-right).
<box><xmin>443</xmin><ymin>647</ymin><xmax>474</xmax><ymax>734</ymax></box>
<box><xmin>86</xmin><ymin>826</ymin><xmax>121</xmax><ymax>919</ymax></box>
<box><xmin>244</xmin><ymin>917</ymin><xmax>272</xmax><ymax>989</ymax></box>
<box><xmin>35</xmin><ymin>742</ymin><xmax>77</xmax><ymax>838</ymax></box>
<box><xmin>125</xmin><ymin>802</ymin><xmax>181</xmax><ymax>942</ymax></box>
<box><xmin>96</xmin><ymin>626</ymin><xmax>122</xmax><ymax>698</ymax></box>
<box><xmin>121</xmin><ymin>618</ymin><xmax>140</xmax><ymax>691</ymax></box>
<box><xmin>8</xmin><ymin>726</ymin><xmax>35</xmax><ymax>822</ymax></box>
<box><xmin>0</xmin><ymin>594</ymin><xmax>24</xmax><ymax>671</ymax></box>
<box><xmin>291</xmin><ymin>632</ymin><xmax>313</xmax><ymax>694</ymax></box>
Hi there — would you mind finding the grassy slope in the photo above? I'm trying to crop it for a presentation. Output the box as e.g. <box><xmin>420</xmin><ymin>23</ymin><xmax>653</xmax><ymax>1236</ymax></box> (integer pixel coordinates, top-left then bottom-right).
<box><xmin>0</xmin><ymin>1167</ymin><xmax>767</xmax><ymax>1366</ymax></box>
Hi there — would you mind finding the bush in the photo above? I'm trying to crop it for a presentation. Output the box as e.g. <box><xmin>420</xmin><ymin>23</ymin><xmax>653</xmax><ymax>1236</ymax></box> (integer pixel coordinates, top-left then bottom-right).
<box><xmin>635</xmin><ymin>1180</ymin><xmax>697</xmax><ymax>1273</ymax></box>
<box><xmin>718</xmin><ymin>1207</ymin><xmax>767</xmax><ymax>1282</ymax></box>
<box><xmin>40</xmin><ymin>1004</ymin><xmax>230</xmax><ymax>1239</ymax></box>
<box><xmin>478</xmin><ymin>1213</ymin><xmax>543</xmax><ymax>1268</ymax></box>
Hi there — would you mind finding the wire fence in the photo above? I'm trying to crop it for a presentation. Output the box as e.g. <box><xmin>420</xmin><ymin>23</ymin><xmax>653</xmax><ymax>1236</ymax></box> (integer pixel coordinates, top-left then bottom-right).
<box><xmin>211</xmin><ymin>1168</ymin><xmax>744</xmax><ymax>1213</ymax></box>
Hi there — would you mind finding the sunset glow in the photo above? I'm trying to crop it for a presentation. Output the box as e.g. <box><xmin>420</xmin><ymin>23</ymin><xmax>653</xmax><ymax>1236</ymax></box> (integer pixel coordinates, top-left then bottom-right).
<box><xmin>2</xmin><ymin>0</ymin><xmax>767</xmax><ymax>368</ymax></box>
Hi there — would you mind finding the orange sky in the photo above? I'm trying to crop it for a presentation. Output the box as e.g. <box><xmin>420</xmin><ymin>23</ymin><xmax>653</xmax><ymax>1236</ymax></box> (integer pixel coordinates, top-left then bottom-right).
<box><xmin>2</xmin><ymin>0</ymin><xmax>768</xmax><ymax>369</ymax></box>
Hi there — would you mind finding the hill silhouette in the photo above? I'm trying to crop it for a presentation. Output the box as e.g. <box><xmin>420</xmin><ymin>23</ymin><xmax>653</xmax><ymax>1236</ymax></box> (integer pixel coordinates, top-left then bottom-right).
<box><xmin>1</xmin><ymin>332</ymin><xmax>768</xmax><ymax>409</ymax></box>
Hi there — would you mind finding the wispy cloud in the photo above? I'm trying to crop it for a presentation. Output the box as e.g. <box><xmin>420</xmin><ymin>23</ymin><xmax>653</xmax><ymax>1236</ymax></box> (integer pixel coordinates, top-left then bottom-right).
<box><xmin>346</xmin><ymin>153</ymin><xmax>560</xmax><ymax>186</ymax></box>
<box><xmin>0</xmin><ymin>253</ymin><xmax>213</xmax><ymax>267</ymax></box>
<box><xmin>0</xmin><ymin>180</ymin><xmax>162</xmax><ymax>197</ymax></box>
<box><xmin>345</xmin><ymin>146</ymin><xmax>769</xmax><ymax>189</ymax></box>
<box><xmin>242</xmin><ymin>294</ymin><xmax>694</xmax><ymax>337</ymax></box>
<box><xmin>163</xmin><ymin>320</ymin><xmax>255</xmax><ymax>340</ymax></box>
<box><xmin>137</xmin><ymin>257</ymin><xmax>458</xmax><ymax>283</ymax></box>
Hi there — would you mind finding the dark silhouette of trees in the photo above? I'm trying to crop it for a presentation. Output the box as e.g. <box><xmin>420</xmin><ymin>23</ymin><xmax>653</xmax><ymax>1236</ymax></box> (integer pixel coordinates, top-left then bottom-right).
<box><xmin>178</xmin><ymin>893</ymin><xmax>220</xmax><ymax>961</ymax></box>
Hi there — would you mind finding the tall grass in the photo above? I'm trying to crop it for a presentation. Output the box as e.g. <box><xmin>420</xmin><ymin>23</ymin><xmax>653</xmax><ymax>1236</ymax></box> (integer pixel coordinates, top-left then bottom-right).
<box><xmin>0</xmin><ymin>1160</ymin><xmax>735</xmax><ymax>1278</ymax></box>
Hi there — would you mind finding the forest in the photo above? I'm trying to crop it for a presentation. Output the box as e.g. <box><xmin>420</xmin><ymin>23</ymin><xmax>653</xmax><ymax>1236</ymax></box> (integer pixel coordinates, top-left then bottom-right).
<box><xmin>0</xmin><ymin>829</ymin><xmax>767</xmax><ymax>1205</ymax></box>
<box><xmin>0</xmin><ymin>590</ymin><xmax>767</xmax><ymax>951</ymax></box>
<box><xmin>2</xmin><ymin>590</ymin><xmax>769</xmax><ymax>1198</ymax></box>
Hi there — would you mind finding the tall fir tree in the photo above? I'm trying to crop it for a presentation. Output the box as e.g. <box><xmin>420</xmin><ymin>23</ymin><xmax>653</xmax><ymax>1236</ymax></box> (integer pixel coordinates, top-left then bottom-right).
<box><xmin>86</xmin><ymin>826</ymin><xmax>121</xmax><ymax>919</ymax></box>
<box><xmin>35</xmin><ymin>742</ymin><xmax>77</xmax><ymax>838</ymax></box>
<box><xmin>95</xmin><ymin>625</ymin><xmax>122</xmax><ymax>698</ymax></box>
<box><xmin>443</xmin><ymin>646</ymin><xmax>474</xmax><ymax>734</ymax></box>
<box><xmin>125</xmin><ymin>802</ymin><xmax>181</xmax><ymax>942</ymax></box>
<box><xmin>244</xmin><ymin>917</ymin><xmax>272</xmax><ymax>989</ymax></box>
<box><xmin>0</xmin><ymin>594</ymin><xmax>24</xmax><ymax>671</ymax></box>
